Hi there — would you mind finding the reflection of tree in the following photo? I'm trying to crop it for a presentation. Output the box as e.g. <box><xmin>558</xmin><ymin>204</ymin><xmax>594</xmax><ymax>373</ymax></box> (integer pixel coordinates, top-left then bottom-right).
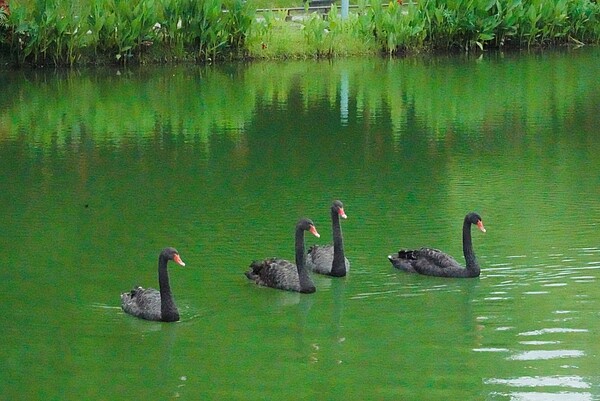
<box><xmin>0</xmin><ymin>66</ymin><xmax>254</xmax><ymax>148</ymax></box>
<box><xmin>1</xmin><ymin>50</ymin><xmax>597</xmax><ymax>154</ymax></box>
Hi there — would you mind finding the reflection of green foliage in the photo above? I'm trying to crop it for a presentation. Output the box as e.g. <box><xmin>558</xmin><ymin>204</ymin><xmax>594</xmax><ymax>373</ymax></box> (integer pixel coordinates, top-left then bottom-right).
<box><xmin>0</xmin><ymin>67</ymin><xmax>255</xmax><ymax>147</ymax></box>
<box><xmin>1</xmin><ymin>51</ymin><xmax>597</xmax><ymax>151</ymax></box>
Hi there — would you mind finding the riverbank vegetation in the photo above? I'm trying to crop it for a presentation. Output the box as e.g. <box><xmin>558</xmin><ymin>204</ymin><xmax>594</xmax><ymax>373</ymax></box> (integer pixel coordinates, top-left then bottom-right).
<box><xmin>0</xmin><ymin>0</ymin><xmax>598</xmax><ymax>66</ymax></box>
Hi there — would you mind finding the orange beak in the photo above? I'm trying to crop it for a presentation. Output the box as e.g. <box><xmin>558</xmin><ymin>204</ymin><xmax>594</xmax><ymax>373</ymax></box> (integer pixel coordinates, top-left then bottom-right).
<box><xmin>309</xmin><ymin>225</ymin><xmax>321</xmax><ymax>238</ymax></box>
<box><xmin>477</xmin><ymin>220</ymin><xmax>486</xmax><ymax>233</ymax></box>
<box><xmin>173</xmin><ymin>254</ymin><xmax>186</xmax><ymax>266</ymax></box>
<box><xmin>338</xmin><ymin>208</ymin><xmax>347</xmax><ymax>219</ymax></box>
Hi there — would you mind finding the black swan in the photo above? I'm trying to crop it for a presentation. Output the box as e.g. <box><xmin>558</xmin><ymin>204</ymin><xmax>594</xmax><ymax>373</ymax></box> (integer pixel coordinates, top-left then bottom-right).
<box><xmin>246</xmin><ymin>218</ymin><xmax>320</xmax><ymax>293</ymax></box>
<box><xmin>121</xmin><ymin>247</ymin><xmax>186</xmax><ymax>322</ymax></box>
<box><xmin>306</xmin><ymin>200</ymin><xmax>350</xmax><ymax>277</ymax></box>
<box><xmin>388</xmin><ymin>212</ymin><xmax>486</xmax><ymax>278</ymax></box>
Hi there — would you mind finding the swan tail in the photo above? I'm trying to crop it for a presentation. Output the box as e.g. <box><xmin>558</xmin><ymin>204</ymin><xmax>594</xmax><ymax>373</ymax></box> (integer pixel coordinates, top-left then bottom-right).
<box><xmin>246</xmin><ymin>261</ymin><xmax>260</xmax><ymax>280</ymax></box>
<box><xmin>388</xmin><ymin>251</ymin><xmax>418</xmax><ymax>273</ymax></box>
<box><xmin>396</xmin><ymin>249</ymin><xmax>417</xmax><ymax>260</ymax></box>
<box><xmin>122</xmin><ymin>286</ymin><xmax>144</xmax><ymax>299</ymax></box>
<box><xmin>246</xmin><ymin>259</ymin><xmax>272</xmax><ymax>281</ymax></box>
<box><xmin>120</xmin><ymin>287</ymin><xmax>144</xmax><ymax>315</ymax></box>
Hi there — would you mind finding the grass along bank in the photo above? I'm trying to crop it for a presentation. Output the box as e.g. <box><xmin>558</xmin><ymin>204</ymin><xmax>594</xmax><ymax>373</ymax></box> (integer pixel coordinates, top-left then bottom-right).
<box><xmin>0</xmin><ymin>0</ymin><xmax>599</xmax><ymax>66</ymax></box>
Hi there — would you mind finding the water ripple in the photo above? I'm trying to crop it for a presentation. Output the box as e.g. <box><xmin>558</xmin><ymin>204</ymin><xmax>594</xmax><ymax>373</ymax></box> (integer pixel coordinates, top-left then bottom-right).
<box><xmin>485</xmin><ymin>375</ymin><xmax>591</xmax><ymax>389</ymax></box>
<box><xmin>508</xmin><ymin>350</ymin><xmax>585</xmax><ymax>361</ymax></box>
<box><xmin>490</xmin><ymin>392</ymin><xmax>593</xmax><ymax>401</ymax></box>
<box><xmin>518</xmin><ymin>328</ymin><xmax>588</xmax><ymax>336</ymax></box>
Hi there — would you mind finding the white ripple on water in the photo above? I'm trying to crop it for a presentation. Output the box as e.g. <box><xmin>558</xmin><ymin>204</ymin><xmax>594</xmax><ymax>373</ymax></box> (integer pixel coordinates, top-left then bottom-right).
<box><xmin>519</xmin><ymin>341</ymin><xmax>561</xmax><ymax>345</ymax></box>
<box><xmin>485</xmin><ymin>375</ymin><xmax>591</xmax><ymax>389</ymax></box>
<box><xmin>496</xmin><ymin>326</ymin><xmax>515</xmax><ymax>331</ymax></box>
<box><xmin>518</xmin><ymin>328</ymin><xmax>588</xmax><ymax>336</ymax></box>
<box><xmin>507</xmin><ymin>327</ymin><xmax>588</xmax><ymax>361</ymax></box>
<box><xmin>488</xmin><ymin>392</ymin><xmax>593</xmax><ymax>401</ymax></box>
<box><xmin>473</xmin><ymin>347</ymin><xmax>510</xmax><ymax>353</ymax></box>
<box><xmin>485</xmin><ymin>374</ymin><xmax>594</xmax><ymax>401</ymax></box>
<box><xmin>508</xmin><ymin>350</ymin><xmax>585</xmax><ymax>361</ymax></box>
<box><xmin>350</xmin><ymin>289</ymin><xmax>401</xmax><ymax>300</ymax></box>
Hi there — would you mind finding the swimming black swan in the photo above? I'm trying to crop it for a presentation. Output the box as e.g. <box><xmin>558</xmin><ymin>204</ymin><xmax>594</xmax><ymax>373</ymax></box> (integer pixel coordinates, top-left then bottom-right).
<box><xmin>246</xmin><ymin>218</ymin><xmax>320</xmax><ymax>293</ymax></box>
<box><xmin>306</xmin><ymin>200</ymin><xmax>350</xmax><ymax>277</ymax></box>
<box><xmin>121</xmin><ymin>247</ymin><xmax>186</xmax><ymax>322</ymax></box>
<box><xmin>387</xmin><ymin>212</ymin><xmax>486</xmax><ymax>278</ymax></box>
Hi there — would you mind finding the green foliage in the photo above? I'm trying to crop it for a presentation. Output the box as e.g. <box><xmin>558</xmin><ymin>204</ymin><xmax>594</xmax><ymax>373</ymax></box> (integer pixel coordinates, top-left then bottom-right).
<box><xmin>7</xmin><ymin>0</ymin><xmax>91</xmax><ymax>65</ymax></box>
<box><xmin>5</xmin><ymin>0</ymin><xmax>253</xmax><ymax>65</ymax></box>
<box><xmin>1</xmin><ymin>0</ymin><xmax>599</xmax><ymax>65</ymax></box>
<box><xmin>0</xmin><ymin>5</ymin><xmax>7</xmax><ymax>26</ymax></box>
<box><xmin>420</xmin><ymin>0</ymin><xmax>507</xmax><ymax>50</ymax></box>
<box><xmin>301</xmin><ymin>11</ymin><xmax>332</xmax><ymax>56</ymax></box>
<box><xmin>417</xmin><ymin>0</ymin><xmax>600</xmax><ymax>51</ymax></box>
<box><xmin>369</xmin><ymin>0</ymin><xmax>426</xmax><ymax>54</ymax></box>
<box><xmin>0</xmin><ymin>4</ymin><xmax>10</xmax><ymax>50</ymax></box>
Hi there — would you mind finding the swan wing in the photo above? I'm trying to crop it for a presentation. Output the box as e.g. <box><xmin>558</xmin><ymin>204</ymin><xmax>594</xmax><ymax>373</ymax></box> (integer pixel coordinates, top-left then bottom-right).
<box><xmin>307</xmin><ymin>244</ymin><xmax>350</xmax><ymax>275</ymax></box>
<box><xmin>120</xmin><ymin>287</ymin><xmax>162</xmax><ymax>321</ymax></box>
<box><xmin>413</xmin><ymin>248</ymin><xmax>462</xmax><ymax>269</ymax></box>
<box><xmin>246</xmin><ymin>258</ymin><xmax>301</xmax><ymax>291</ymax></box>
<box><xmin>389</xmin><ymin>247</ymin><xmax>461</xmax><ymax>274</ymax></box>
<box><xmin>307</xmin><ymin>245</ymin><xmax>332</xmax><ymax>273</ymax></box>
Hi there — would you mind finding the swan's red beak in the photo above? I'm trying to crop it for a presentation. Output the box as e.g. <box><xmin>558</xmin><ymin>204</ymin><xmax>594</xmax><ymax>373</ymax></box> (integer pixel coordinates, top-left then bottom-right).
<box><xmin>309</xmin><ymin>225</ymin><xmax>321</xmax><ymax>238</ymax></box>
<box><xmin>173</xmin><ymin>254</ymin><xmax>186</xmax><ymax>266</ymax></box>
<box><xmin>338</xmin><ymin>208</ymin><xmax>347</xmax><ymax>219</ymax></box>
<box><xmin>477</xmin><ymin>220</ymin><xmax>486</xmax><ymax>233</ymax></box>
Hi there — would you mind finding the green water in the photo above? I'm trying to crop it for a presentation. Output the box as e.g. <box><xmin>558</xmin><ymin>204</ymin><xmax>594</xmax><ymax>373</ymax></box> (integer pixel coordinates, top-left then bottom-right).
<box><xmin>1</xmin><ymin>48</ymin><xmax>600</xmax><ymax>400</ymax></box>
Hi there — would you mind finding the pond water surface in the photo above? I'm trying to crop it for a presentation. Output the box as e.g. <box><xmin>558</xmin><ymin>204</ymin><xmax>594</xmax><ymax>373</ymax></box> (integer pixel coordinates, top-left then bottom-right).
<box><xmin>1</xmin><ymin>48</ymin><xmax>600</xmax><ymax>400</ymax></box>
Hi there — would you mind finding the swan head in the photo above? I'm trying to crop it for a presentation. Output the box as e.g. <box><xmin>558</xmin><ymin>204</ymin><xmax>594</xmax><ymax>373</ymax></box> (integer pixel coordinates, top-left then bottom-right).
<box><xmin>332</xmin><ymin>200</ymin><xmax>347</xmax><ymax>219</ymax></box>
<box><xmin>298</xmin><ymin>218</ymin><xmax>320</xmax><ymax>238</ymax></box>
<box><xmin>162</xmin><ymin>247</ymin><xmax>186</xmax><ymax>266</ymax></box>
<box><xmin>466</xmin><ymin>212</ymin><xmax>486</xmax><ymax>233</ymax></box>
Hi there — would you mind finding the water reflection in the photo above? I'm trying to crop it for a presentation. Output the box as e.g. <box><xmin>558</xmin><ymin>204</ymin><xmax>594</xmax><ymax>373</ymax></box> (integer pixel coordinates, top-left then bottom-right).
<box><xmin>1</xmin><ymin>49</ymin><xmax>599</xmax><ymax>154</ymax></box>
<box><xmin>486</xmin><ymin>376</ymin><xmax>593</xmax><ymax>401</ymax></box>
<box><xmin>486</xmin><ymin>376</ymin><xmax>591</xmax><ymax>389</ymax></box>
<box><xmin>518</xmin><ymin>328</ymin><xmax>588</xmax><ymax>336</ymax></box>
<box><xmin>509</xmin><ymin>350</ymin><xmax>585</xmax><ymax>361</ymax></box>
<box><xmin>2</xmin><ymin>51</ymin><xmax>600</xmax><ymax>400</ymax></box>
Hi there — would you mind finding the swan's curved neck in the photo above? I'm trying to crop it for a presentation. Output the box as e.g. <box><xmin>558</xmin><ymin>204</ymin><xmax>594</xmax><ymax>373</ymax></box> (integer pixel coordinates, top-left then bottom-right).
<box><xmin>462</xmin><ymin>218</ymin><xmax>479</xmax><ymax>272</ymax></box>
<box><xmin>295</xmin><ymin>226</ymin><xmax>314</xmax><ymax>293</ymax></box>
<box><xmin>158</xmin><ymin>255</ymin><xmax>179</xmax><ymax>322</ymax></box>
<box><xmin>331</xmin><ymin>208</ymin><xmax>346</xmax><ymax>276</ymax></box>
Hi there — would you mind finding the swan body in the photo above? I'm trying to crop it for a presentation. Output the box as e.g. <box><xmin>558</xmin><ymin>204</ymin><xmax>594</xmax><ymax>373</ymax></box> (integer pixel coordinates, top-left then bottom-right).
<box><xmin>388</xmin><ymin>212</ymin><xmax>486</xmax><ymax>278</ymax></box>
<box><xmin>121</xmin><ymin>247</ymin><xmax>185</xmax><ymax>322</ymax></box>
<box><xmin>246</xmin><ymin>218</ymin><xmax>320</xmax><ymax>293</ymax></box>
<box><xmin>306</xmin><ymin>200</ymin><xmax>350</xmax><ymax>277</ymax></box>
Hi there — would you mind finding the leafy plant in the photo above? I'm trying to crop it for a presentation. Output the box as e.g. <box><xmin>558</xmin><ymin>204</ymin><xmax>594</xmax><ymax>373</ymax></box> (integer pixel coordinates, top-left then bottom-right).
<box><xmin>370</xmin><ymin>0</ymin><xmax>426</xmax><ymax>54</ymax></box>
<box><xmin>1</xmin><ymin>0</ymin><xmax>599</xmax><ymax>65</ymax></box>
